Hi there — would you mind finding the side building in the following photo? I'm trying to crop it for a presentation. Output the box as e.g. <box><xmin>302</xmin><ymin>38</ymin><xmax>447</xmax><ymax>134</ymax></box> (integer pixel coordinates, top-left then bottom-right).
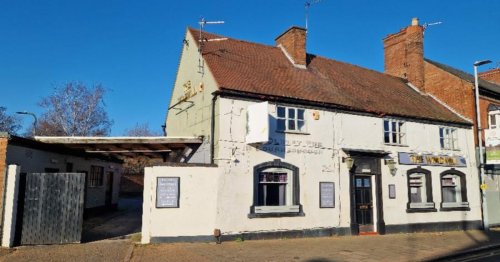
<box><xmin>142</xmin><ymin>25</ymin><xmax>482</xmax><ymax>243</ymax></box>
<box><xmin>383</xmin><ymin>18</ymin><xmax>500</xmax><ymax>227</ymax></box>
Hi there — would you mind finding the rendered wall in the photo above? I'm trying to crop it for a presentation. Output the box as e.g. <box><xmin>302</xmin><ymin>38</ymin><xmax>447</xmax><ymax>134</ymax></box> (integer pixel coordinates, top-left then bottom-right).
<box><xmin>5</xmin><ymin>145</ymin><xmax>121</xmax><ymax>209</ymax></box>
<box><xmin>141</xmin><ymin>165</ymin><xmax>220</xmax><ymax>243</ymax></box>
<box><xmin>165</xmin><ymin>28</ymin><xmax>220</xmax><ymax>164</ymax></box>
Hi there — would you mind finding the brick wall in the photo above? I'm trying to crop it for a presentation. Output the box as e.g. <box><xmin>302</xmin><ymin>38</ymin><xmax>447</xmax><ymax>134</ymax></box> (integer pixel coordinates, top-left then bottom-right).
<box><xmin>275</xmin><ymin>26</ymin><xmax>307</xmax><ymax>66</ymax></box>
<box><xmin>383</xmin><ymin>18</ymin><xmax>425</xmax><ymax>90</ymax></box>
<box><xmin>424</xmin><ymin>61</ymin><xmax>500</xmax><ymax>144</ymax></box>
<box><xmin>480</xmin><ymin>68</ymin><xmax>500</xmax><ymax>85</ymax></box>
<box><xmin>0</xmin><ymin>136</ymin><xmax>8</xmax><ymax>229</ymax></box>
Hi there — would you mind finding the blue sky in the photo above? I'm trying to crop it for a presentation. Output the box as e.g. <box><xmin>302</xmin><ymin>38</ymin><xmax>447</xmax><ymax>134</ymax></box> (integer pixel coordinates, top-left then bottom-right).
<box><xmin>1</xmin><ymin>0</ymin><xmax>498</xmax><ymax>136</ymax></box>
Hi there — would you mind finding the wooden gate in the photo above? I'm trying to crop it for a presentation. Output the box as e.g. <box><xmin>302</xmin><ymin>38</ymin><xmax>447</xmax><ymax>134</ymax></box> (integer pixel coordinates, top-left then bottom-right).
<box><xmin>17</xmin><ymin>173</ymin><xmax>86</xmax><ymax>245</ymax></box>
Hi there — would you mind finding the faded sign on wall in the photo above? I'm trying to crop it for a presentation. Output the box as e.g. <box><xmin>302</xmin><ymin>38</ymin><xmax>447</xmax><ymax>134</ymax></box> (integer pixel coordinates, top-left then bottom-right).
<box><xmin>485</xmin><ymin>129</ymin><xmax>500</xmax><ymax>164</ymax></box>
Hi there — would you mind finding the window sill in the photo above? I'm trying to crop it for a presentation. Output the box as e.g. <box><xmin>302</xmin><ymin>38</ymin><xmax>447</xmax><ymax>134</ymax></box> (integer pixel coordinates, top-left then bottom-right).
<box><xmin>440</xmin><ymin>207</ymin><xmax>471</xmax><ymax>212</ymax></box>
<box><xmin>248</xmin><ymin>205</ymin><xmax>304</xmax><ymax>218</ymax></box>
<box><xmin>407</xmin><ymin>208</ymin><xmax>437</xmax><ymax>213</ymax></box>
<box><xmin>276</xmin><ymin>130</ymin><xmax>310</xmax><ymax>135</ymax></box>
<box><xmin>384</xmin><ymin>143</ymin><xmax>409</xmax><ymax>147</ymax></box>
<box><xmin>440</xmin><ymin>202</ymin><xmax>470</xmax><ymax>211</ymax></box>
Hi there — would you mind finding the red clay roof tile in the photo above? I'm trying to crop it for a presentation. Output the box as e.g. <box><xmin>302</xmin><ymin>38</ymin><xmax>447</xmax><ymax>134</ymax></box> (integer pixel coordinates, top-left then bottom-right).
<box><xmin>190</xmin><ymin>28</ymin><xmax>469</xmax><ymax>125</ymax></box>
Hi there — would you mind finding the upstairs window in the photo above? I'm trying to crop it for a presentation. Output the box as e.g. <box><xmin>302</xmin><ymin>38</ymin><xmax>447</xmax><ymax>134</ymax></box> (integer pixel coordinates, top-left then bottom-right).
<box><xmin>277</xmin><ymin>106</ymin><xmax>306</xmax><ymax>132</ymax></box>
<box><xmin>439</xmin><ymin>127</ymin><xmax>459</xmax><ymax>150</ymax></box>
<box><xmin>489</xmin><ymin>110</ymin><xmax>500</xmax><ymax>129</ymax></box>
<box><xmin>384</xmin><ymin>119</ymin><xmax>406</xmax><ymax>145</ymax></box>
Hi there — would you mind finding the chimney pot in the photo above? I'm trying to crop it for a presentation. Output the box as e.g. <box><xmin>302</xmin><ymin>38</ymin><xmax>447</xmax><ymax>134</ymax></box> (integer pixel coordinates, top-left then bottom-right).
<box><xmin>411</xmin><ymin>17</ymin><xmax>419</xmax><ymax>26</ymax></box>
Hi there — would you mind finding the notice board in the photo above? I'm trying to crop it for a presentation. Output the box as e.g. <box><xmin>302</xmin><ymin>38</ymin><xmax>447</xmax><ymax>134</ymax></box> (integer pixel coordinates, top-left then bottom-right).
<box><xmin>319</xmin><ymin>182</ymin><xmax>335</xmax><ymax>208</ymax></box>
<box><xmin>156</xmin><ymin>177</ymin><xmax>180</xmax><ymax>208</ymax></box>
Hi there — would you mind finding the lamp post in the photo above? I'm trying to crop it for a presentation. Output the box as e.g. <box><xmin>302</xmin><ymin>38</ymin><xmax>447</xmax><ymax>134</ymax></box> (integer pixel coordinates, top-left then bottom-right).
<box><xmin>474</xmin><ymin>59</ymin><xmax>492</xmax><ymax>231</ymax></box>
<box><xmin>16</xmin><ymin>111</ymin><xmax>37</xmax><ymax>136</ymax></box>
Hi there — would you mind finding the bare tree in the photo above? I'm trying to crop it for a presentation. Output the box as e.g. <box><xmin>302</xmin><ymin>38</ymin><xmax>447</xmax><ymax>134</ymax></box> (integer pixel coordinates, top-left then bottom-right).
<box><xmin>122</xmin><ymin>122</ymin><xmax>163</xmax><ymax>175</ymax></box>
<box><xmin>37</xmin><ymin>82</ymin><xmax>113</xmax><ymax>136</ymax></box>
<box><xmin>124</xmin><ymin>122</ymin><xmax>162</xmax><ymax>137</ymax></box>
<box><xmin>0</xmin><ymin>107</ymin><xmax>21</xmax><ymax>134</ymax></box>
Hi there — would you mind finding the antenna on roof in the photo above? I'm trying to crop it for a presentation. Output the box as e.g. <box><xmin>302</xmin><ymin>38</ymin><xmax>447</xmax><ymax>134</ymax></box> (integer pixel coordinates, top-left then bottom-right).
<box><xmin>197</xmin><ymin>17</ymin><xmax>225</xmax><ymax>75</ymax></box>
<box><xmin>305</xmin><ymin>0</ymin><xmax>322</xmax><ymax>33</ymax></box>
<box><xmin>422</xmin><ymin>21</ymin><xmax>442</xmax><ymax>34</ymax></box>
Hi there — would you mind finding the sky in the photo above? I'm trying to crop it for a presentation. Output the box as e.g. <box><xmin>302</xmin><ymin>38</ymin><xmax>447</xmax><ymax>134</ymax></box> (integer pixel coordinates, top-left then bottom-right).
<box><xmin>1</xmin><ymin>0</ymin><xmax>499</xmax><ymax>136</ymax></box>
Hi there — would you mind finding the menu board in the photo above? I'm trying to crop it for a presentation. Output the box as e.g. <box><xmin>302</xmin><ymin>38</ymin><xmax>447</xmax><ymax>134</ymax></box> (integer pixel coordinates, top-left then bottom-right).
<box><xmin>320</xmin><ymin>182</ymin><xmax>335</xmax><ymax>208</ymax></box>
<box><xmin>389</xmin><ymin>184</ymin><xmax>396</xmax><ymax>199</ymax></box>
<box><xmin>156</xmin><ymin>177</ymin><xmax>180</xmax><ymax>208</ymax></box>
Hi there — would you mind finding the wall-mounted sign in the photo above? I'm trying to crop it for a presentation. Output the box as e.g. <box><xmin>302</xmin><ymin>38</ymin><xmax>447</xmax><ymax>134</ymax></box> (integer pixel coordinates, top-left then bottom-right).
<box><xmin>319</xmin><ymin>182</ymin><xmax>335</xmax><ymax>208</ymax></box>
<box><xmin>246</xmin><ymin>101</ymin><xmax>269</xmax><ymax>144</ymax></box>
<box><xmin>485</xmin><ymin>129</ymin><xmax>500</xmax><ymax>164</ymax></box>
<box><xmin>156</xmin><ymin>177</ymin><xmax>180</xmax><ymax>208</ymax></box>
<box><xmin>388</xmin><ymin>184</ymin><xmax>396</xmax><ymax>199</ymax></box>
<box><xmin>177</xmin><ymin>80</ymin><xmax>198</xmax><ymax>102</ymax></box>
<box><xmin>398</xmin><ymin>152</ymin><xmax>466</xmax><ymax>167</ymax></box>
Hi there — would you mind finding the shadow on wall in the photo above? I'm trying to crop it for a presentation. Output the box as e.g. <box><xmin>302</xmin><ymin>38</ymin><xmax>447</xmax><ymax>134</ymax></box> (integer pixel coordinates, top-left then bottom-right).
<box><xmin>120</xmin><ymin>174</ymin><xmax>144</xmax><ymax>196</ymax></box>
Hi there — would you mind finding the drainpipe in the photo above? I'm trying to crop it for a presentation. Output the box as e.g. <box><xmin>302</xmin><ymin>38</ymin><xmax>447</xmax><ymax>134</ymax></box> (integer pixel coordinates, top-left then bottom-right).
<box><xmin>211</xmin><ymin>91</ymin><xmax>221</xmax><ymax>165</ymax></box>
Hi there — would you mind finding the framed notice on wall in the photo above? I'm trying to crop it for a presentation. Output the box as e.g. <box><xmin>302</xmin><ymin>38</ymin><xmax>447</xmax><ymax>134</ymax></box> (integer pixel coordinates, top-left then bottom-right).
<box><xmin>388</xmin><ymin>184</ymin><xmax>396</xmax><ymax>199</ymax></box>
<box><xmin>156</xmin><ymin>177</ymin><xmax>180</xmax><ymax>208</ymax></box>
<box><xmin>320</xmin><ymin>182</ymin><xmax>335</xmax><ymax>208</ymax></box>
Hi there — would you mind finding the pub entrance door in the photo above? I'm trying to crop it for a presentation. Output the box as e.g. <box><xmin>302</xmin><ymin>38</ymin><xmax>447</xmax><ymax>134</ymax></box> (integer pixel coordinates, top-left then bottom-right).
<box><xmin>354</xmin><ymin>176</ymin><xmax>374</xmax><ymax>233</ymax></box>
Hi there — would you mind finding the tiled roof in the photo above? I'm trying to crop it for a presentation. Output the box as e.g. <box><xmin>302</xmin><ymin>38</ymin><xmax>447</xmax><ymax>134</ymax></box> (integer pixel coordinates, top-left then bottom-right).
<box><xmin>190</xmin><ymin>28</ymin><xmax>469</xmax><ymax>125</ymax></box>
<box><xmin>425</xmin><ymin>59</ymin><xmax>500</xmax><ymax>94</ymax></box>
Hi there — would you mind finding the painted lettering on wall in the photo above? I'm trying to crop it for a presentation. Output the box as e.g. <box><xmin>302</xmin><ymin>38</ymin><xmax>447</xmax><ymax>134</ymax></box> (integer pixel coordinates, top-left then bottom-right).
<box><xmin>256</xmin><ymin>138</ymin><xmax>324</xmax><ymax>155</ymax></box>
<box><xmin>399</xmin><ymin>152</ymin><xmax>466</xmax><ymax>167</ymax></box>
<box><xmin>177</xmin><ymin>80</ymin><xmax>197</xmax><ymax>102</ymax></box>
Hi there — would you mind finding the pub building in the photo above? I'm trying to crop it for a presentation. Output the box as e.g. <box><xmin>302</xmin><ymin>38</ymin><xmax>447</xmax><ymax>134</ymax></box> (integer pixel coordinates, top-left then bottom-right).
<box><xmin>140</xmin><ymin>25</ymin><xmax>482</xmax><ymax>243</ymax></box>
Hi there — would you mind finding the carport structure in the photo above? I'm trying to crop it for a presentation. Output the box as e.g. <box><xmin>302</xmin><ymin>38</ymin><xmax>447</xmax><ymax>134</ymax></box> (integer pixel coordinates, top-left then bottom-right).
<box><xmin>34</xmin><ymin>136</ymin><xmax>203</xmax><ymax>162</ymax></box>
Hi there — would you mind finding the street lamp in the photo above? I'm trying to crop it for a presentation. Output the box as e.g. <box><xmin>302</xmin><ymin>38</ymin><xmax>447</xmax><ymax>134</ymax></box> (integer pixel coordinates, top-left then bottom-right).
<box><xmin>16</xmin><ymin>111</ymin><xmax>37</xmax><ymax>136</ymax></box>
<box><xmin>474</xmin><ymin>59</ymin><xmax>492</xmax><ymax>231</ymax></box>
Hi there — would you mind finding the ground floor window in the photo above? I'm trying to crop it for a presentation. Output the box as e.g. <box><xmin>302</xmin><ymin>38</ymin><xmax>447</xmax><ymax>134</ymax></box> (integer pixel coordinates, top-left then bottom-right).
<box><xmin>406</xmin><ymin>167</ymin><xmax>435</xmax><ymax>212</ymax></box>
<box><xmin>440</xmin><ymin>169</ymin><xmax>469</xmax><ymax>210</ymax></box>
<box><xmin>249</xmin><ymin>159</ymin><xmax>303</xmax><ymax>218</ymax></box>
<box><xmin>89</xmin><ymin>165</ymin><xmax>104</xmax><ymax>187</ymax></box>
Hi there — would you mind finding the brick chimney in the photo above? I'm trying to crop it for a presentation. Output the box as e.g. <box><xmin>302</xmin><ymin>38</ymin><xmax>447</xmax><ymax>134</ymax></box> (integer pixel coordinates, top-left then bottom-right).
<box><xmin>276</xmin><ymin>26</ymin><xmax>307</xmax><ymax>68</ymax></box>
<box><xmin>384</xmin><ymin>18</ymin><xmax>425</xmax><ymax>90</ymax></box>
<box><xmin>480</xmin><ymin>68</ymin><xmax>500</xmax><ymax>85</ymax></box>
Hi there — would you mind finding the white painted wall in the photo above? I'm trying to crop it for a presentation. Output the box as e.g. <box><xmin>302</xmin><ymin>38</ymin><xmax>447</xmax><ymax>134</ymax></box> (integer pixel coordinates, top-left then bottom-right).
<box><xmin>141</xmin><ymin>165</ymin><xmax>220</xmax><ymax>244</ymax></box>
<box><xmin>5</xmin><ymin>145</ymin><xmax>121</xmax><ymax>208</ymax></box>
<box><xmin>1</xmin><ymin>165</ymin><xmax>20</xmax><ymax>248</ymax></box>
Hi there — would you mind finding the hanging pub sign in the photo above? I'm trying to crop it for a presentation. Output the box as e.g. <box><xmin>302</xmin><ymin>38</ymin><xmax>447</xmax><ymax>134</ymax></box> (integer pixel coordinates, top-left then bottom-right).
<box><xmin>156</xmin><ymin>177</ymin><xmax>180</xmax><ymax>208</ymax></box>
<box><xmin>485</xmin><ymin>129</ymin><xmax>500</xmax><ymax>164</ymax></box>
<box><xmin>398</xmin><ymin>152</ymin><xmax>466</xmax><ymax>167</ymax></box>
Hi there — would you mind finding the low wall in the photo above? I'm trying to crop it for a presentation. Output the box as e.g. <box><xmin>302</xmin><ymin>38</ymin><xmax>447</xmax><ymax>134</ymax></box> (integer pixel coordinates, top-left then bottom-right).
<box><xmin>141</xmin><ymin>165</ymin><xmax>220</xmax><ymax>244</ymax></box>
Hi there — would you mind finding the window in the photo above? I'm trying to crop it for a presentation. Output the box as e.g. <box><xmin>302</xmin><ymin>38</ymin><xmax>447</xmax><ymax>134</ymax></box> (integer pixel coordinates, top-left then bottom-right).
<box><xmin>277</xmin><ymin>106</ymin><xmax>306</xmax><ymax>132</ymax></box>
<box><xmin>439</xmin><ymin>127</ymin><xmax>458</xmax><ymax>150</ymax></box>
<box><xmin>249</xmin><ymin>159</ymin><xmax>303</xmax><ymax>218</ymax></box>
<box><xmin>406</xmin><ymin>168</ymin><xmax>435</xmax><ymax>212</ymax></box>
<box><xmin>440</xmin><ymin>170</ymin><xmax>469</xmax><ymax>210</ymax></box>
<box><xmin>89</xmin><ymin>165</ymin><xmax>104</xmax><ymax>187</ymax></box>
<box><xmin>384</xmin><ymin>119</ymin><xmax>405</xmax><ymax>145</ymax></box>
<box><xmin>489</xmin><ymin>110</ymin><xmax>500</xmax><ymax>129</ymax></box>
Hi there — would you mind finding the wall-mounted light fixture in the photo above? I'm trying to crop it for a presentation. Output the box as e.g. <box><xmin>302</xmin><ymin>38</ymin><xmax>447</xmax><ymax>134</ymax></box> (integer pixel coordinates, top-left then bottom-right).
<box><xmin>342</xmin><ymin>156</ymin><xmax>354</xmax><ymax>170</ymax></box>
<box><xmin>385</xmin><ymin>159</ymin><xmax>397</xmax><ymax>176</ymax></box>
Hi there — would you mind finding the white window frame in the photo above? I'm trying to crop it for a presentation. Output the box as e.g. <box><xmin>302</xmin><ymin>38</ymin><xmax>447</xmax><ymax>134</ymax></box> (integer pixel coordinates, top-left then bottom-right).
<box><xmin>384</xmin><ymin>119</ymin><xmax>406</xmax><ymax>145</ymax></box>
<box><xmin>439</xmin><ymin>127</ymin><xmax>459</xmax><ymax>150</ymax></box>
<box><xmin>489</xmin><ymin>110</ymin><xmax>500</xmax><ymax>129</ymax></box>
<box><xmin>276</xmin><ymin>106</ymin><xmax>306</xmax><ymax>133</ymax></box>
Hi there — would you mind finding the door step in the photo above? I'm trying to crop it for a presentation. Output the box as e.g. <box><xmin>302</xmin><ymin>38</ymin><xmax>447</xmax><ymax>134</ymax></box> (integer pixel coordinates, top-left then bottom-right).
<box><xmin>359</xmin><ymin>231</ymin><xmax>378</xmax><ymax>236</ymax></box>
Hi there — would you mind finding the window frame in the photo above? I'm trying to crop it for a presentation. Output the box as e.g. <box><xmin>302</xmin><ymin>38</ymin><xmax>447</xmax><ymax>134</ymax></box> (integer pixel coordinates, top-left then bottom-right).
<box><xmin>276</xmin><ymin>106</ymin><xmax>307</xmax><ymax>133</ymax></box>
<box><xmin>439</xmin><ymin>169</ymin><xmax>470</xmax><ymax>211</ymax></box>
<box><xmin>89</xmin><ymin>165</ymin><xmax>104</xmax><ymax>187</ymax></box>
<box><xmin>383</xmin><ymin>119</ymin><xmax>406</xmax><ymax>145</ymax></box>
<box><xmin>439</xmin><ymin>127</ymin><xmax>459</xmax><ymax>150</ymax></box>
<box><xmin>406</xmin><ymin>167</ymin><xmax>436</xmax><ymax>213</ymax></box>
<box><xmin>488</xmin><ymin>110</ymin><xmax>500</xmax><ymax>129</ymax></box>
<box><xmin>249</xmin><ymin>159</ymin><xmax>304</xmax><ymax>218</ymax></box>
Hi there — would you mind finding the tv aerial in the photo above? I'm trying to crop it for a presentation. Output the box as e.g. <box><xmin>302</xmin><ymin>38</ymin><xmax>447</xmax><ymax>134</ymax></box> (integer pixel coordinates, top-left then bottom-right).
<box><xmin>305</xmin><ymin>0</ymin><xmax>322</xmax><ymax>32</ymax></box>
<box><xmin>197</xmin><ymin>17</ymin><xmax>226</xmax><ymax>75</ymax></box>
<box><xmin>422</xmin><ymin>21</ymin><xmax>443</xmax><ymax>34</ymax></box>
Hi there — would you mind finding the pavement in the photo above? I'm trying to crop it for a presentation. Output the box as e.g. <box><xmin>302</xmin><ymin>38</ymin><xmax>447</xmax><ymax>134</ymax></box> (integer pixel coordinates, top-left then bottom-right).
<box><xmin>3</xmin><ymin>196</ymin><xmax>500</xmax><ymax>261</ymax></box>
<box><xmin>2</xmin><ymin>229</ymin><xmax>500</xmax><ymax>261</ymax></box>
